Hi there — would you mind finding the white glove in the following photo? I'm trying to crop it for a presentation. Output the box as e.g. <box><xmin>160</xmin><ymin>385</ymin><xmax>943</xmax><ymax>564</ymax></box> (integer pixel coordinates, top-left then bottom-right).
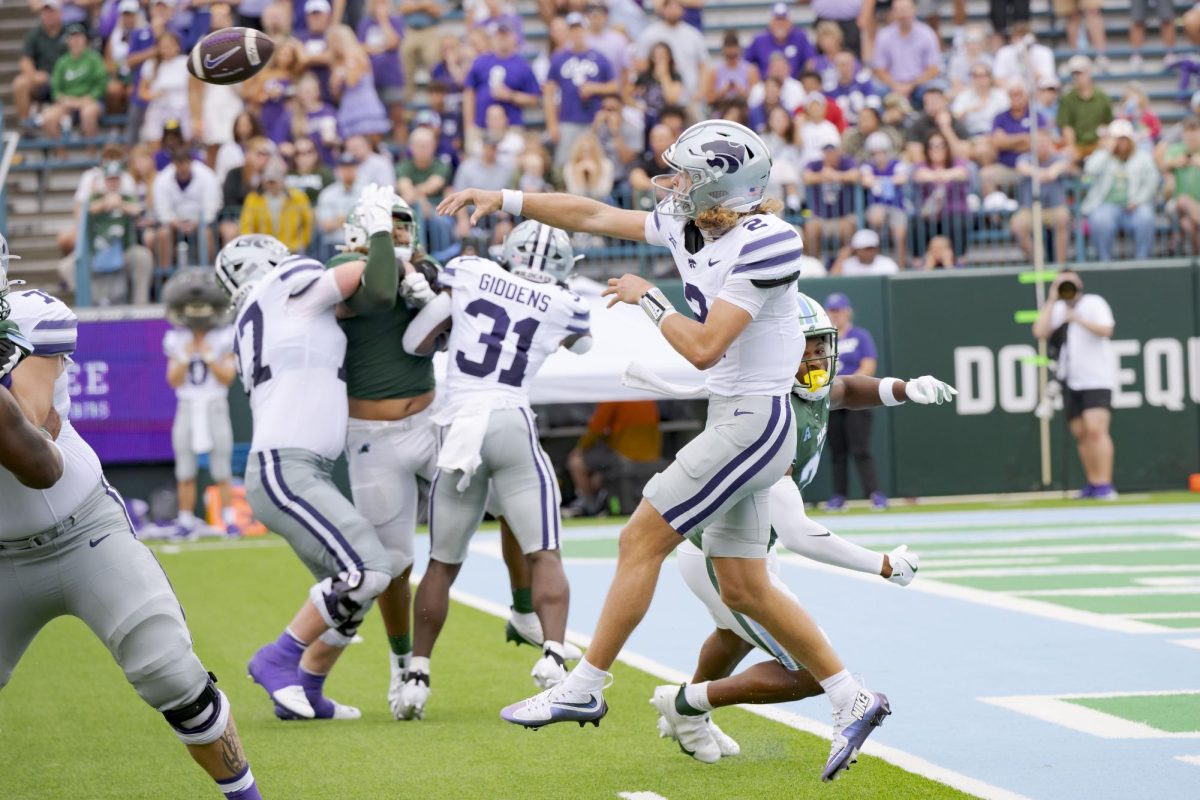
<box><xmin>905</xmin><ymin>375</ymin><xmax>957</xmax><ymax>405</ymax></box>
<box><xmin>400</xmin><ymin>271</ymin><xmax>436</xmax><ymax>307</ymax></box>
<box><xmin>886</xmin><ymin>545</ymin><xmax>919</xmax><ymax>587</ymax></box>
<box><xmin>355</xmin><ymin>183</ymin><xmax>396</xmax><ymax>237</ymax></box>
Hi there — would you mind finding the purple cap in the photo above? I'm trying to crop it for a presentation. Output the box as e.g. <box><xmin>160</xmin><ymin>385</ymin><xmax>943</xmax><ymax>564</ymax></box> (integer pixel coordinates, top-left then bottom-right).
<box><xmin>824</xmin><ymin>292</ymin><xmax>851</xmax><ymax>311</ymax></box>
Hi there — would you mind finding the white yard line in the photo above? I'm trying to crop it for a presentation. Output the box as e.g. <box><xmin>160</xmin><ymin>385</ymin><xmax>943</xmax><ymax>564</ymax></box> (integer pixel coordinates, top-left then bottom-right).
<box><xmin>917</xmin><ymin>557</ymin><xmax>1059</xmax><ymax>569</ymax></box>
<box><xmin>439</xmin><ymin>579</ymin><xmax>1027</xmax><ymax>800</ymax></box>
<box><xmin>923</xmin><ymin>565</ymin><xmax>1200</xmax><ymax>579</ymax></box>
<box><xmin>1016</xmin><ymin>586</ymin><xmax>1200</xmax><ymax>597</ymax></box>
<box><xmin>1176</xmin><ymin>755</ymin><xmax>1200</xmax><ymax>768</ymax></box>
<box><xmin>616</xmin><ymin>792</ymin><xmax>669</xmax><ymax>800</ymax></box>
<box><xmin>1171</xmin><ymin>639</ymin><xmax>1200</xmax><ymax>652</ymax></box>
<box><xmin>1127</xmin><ymin>612</ymin><xmax>1200</xmax><ymax>620</ymax></box>
<box><xmin>980</xmin><ymin>693</ymin><xmax>1200</xmax><ymax>739</ymax></box>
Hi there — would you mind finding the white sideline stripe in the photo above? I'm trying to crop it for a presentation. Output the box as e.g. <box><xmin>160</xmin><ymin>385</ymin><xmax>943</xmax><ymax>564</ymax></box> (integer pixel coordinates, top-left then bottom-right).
<box><xmin>980</xmin><ymin>694</ymin><xmax>1200</xmax><ymax>739</ymax></box>
<box><xmin>1135</xmin><ymin>577</ymin><xmax>1200</xmax><ymax>587</ymax></box>
<box><xmin>917</xmin><ymin>557</ymin><xmax>1059</xmax><ymax>569</ymax></box>
<box><xmin>924</xmin><ymin>564</ymin><xmax>1200</xmax><ymax>579</ymax></box>
<box><xmin>1171</xmin><ymin>639</ymin><xmax>1200</xmax><ymax>651</ymax></box>
<box><xmin>842</xmin><ymin>527</ymin><xmax>1200</xmax><ymax>546</ymax></box>
<box><xmin>774</xmin><ymin>553</ymin><xmax>1168</xmax><ymax>634</ymax></box>
<box><xmin>1016</xmin><ymin>586</ymin><xmax>1200</xmax><ymax>597</ymax></box>
<box><xmin>896</xmin><ymin>542</ymin><xmax>1200</xmax><ymax>558</ymax></box>
<box><xmin>617</xmin><ymin>792</ymin><xmax>669</xmax><ymax>800</ymax></box>
<box><xmin>440</xmin><ymin>581</ymin><xmax>1029</xmax><ymax>800</ymax></box>
<box><xmin>1176</xmin><ymin>755</ymin><xmax>1200</xmax><ymax>768</ymax></box>
<box><xmin>1128</xmin><ymin>612</ymin><xmax>1200</xmax><ymax>620</ymax></box>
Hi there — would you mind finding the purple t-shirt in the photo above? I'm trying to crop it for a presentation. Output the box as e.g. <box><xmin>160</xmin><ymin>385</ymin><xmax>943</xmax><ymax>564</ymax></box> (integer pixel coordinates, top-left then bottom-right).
<box><xmin>805</xmin><ymin>155</ymin><xmax>858</xmax><ymax>218</ymax></box>
<box><xmin>836</xmin><ymin>325</ymin><xmax>877</xmax><ymax>376</ymax></box>
<box><xmin>358</xmin><ymin>15</ymin><xmax>406</xmax><ymax>89</ymax></box>
<box><xmin>127</xmin><ymin>26</ymin><xmax>157</xmax><ymax>109</ymax></box>
<box><xmin>810</xmin><ymin>54</ymin><xmax>837</xmax><ymax>90</ymax></box>
<box><xmin>861</xmin><ymin>158</ymin><xmax>908</xmax><ymax>209</ymax></box>
<box><xmin>271</xmin><ymin>105</ymin><xmax>340</xmax><ymax>165</ymax></box>
<box><xmin>991</xmin><ymin>108</ymin><xmax>1051</xmax><ymax>168</ymax></box>
<box><xmin>465</xmin><ymin>52</ymin><xmax>541</xmax><ymax>128</ymax></box>
<box><xmin>828</xmin><ymin>77</ymin><xmax>878</xmax><ymax>125</ymax></box>
<box><xmin>549</xmin><ymin>48</ymin><xmax>614</xmax><ymax>125</ymax></box>
<box><xmin>812</xmin><ymin>0</ymin><xmax>863</xmax><ymax>20</ymax></box>
<box><xmin>744</xmin><ymin>28</ymin><xmax>815</xmax><ymax>78</ymax></box>
<box><xmin>872</xmin><ymin>22</ymin><xmax>941</xmax><ymax>84</ymax></box>
<box><xmin>299</xmin><ymin>30</ymin><xmax>333</xmax><ymax>103</ymax></box>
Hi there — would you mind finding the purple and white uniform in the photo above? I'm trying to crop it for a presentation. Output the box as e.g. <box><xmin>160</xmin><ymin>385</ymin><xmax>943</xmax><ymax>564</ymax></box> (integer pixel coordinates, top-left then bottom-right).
<box><xmin>639</xmin><ymin>204</ymin><xmax>803</xmax><ymax>557</ymax></box>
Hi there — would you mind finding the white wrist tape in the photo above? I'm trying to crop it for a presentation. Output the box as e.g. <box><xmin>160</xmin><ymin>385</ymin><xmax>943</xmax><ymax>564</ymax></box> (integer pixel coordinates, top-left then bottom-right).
<box><xmin>500</xmin><ymin>189</ymin><xmax>524</xmax><ymax>216</ymax></box>
<box><xmin>879</xmin><ymin>377</ymin><xmax>905</xmax><ymax>406</ymax></box>
<box><xmin>639</xmin><ymin>287</ymin><xmax>677</xmax><ymax>328</ymax></box>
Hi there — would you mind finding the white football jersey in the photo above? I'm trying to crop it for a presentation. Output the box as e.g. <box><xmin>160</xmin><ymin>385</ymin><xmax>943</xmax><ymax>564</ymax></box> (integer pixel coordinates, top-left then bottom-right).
<box><xmin>163</xmin><ymin>325</ymin><xmax>236</xmax><ymax>402</ymax></box>
<box><xmin>0</xmin><ymin>289</ymin><xmax>104</xmax><ymax>540</ymax></box>
<box><xmin>235</xmin><ymin>256</ymin><xmax>348</xmax><ymax>461</ymax></box>
<box><xmin>644</xmin><ymin>204</ymin><xmax>803</xmax><ymax>396</ymax></box>
<box><xmin>439</xmin><ymin>256</ymin><xmax>590</xmax><ymax>414</ymax></box>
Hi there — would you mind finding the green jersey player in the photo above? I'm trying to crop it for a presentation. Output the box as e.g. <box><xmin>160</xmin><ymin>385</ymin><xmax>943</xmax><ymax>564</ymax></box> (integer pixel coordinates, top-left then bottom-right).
<box><xmin>651</xmin><ymin>293</ymin><xmax>955</xmax><ymax>766</ymax></box>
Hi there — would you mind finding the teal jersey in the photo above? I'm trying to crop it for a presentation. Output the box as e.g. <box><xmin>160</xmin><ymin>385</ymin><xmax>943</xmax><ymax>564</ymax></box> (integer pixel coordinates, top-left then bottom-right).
<box><xmin>790</xmin><ymin>392</ymin><xmax>831</xmax><ymax>493</ymax></box>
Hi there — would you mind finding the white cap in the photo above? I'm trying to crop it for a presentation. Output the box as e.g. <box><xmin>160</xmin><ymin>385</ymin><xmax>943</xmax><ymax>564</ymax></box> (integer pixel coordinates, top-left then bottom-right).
<box><xmin>118</xmin><ymin>0</ymin><xmax>139</xmax><ymax>11</ymax></box>
<box><xmin>1066</xmin><ymin>54</ymin><xmax>1092</xmax><ymax>74</ymax></box>
<box><xmin>1107</xmin><ymin>119</ymin><xmax>1135</xmax><ymax>140</ymax></box>
<box><xmin>851</xmin><ymin>229</ymin><xmax>880</xmax><ymax>249</ymax></box>
<box><xmin>305</xmin><ymin>0</ymin><xmax>331</xmax><ymax>13</ymax></box>
<box><xmin>865</xmin><ymin>131</ymin><xmax>893</xmax><ymax>153</ymax></box>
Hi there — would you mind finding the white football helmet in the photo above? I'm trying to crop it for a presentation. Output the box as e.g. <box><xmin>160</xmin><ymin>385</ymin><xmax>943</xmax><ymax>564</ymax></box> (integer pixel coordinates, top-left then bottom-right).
<box><xmin>214</xmin><ymin>234</ymin><xmax>290</xmax><ymax>304</ymax></box>
<box><xmin>793</xmin><ymin>292</ymin><xmax>838</xmax><ymax>402</ymax></box>
<box><xmin>651</xmin><ymin>120</ymin><xmax>772</xmax><ymax>219</ymax></box>
<box><xmin>0</xmin><ymin>233</ymin><xmax>22</xmax><ymax>321</ymax></box>
<box><xmin>163</xmin><ymin>267</ymin><xmax>231</xmax><ymax>329</ymax></box>
<box><xmin>501</xmin><ymin>220</ymin><xmax>580</xmax><ymax>285</ymax></box>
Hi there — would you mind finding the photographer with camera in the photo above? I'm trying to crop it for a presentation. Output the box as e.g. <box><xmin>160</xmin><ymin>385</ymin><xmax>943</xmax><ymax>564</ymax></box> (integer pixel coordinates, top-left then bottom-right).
<box><xmin>1032</xmin><ymin>271</ymin><xmax>1117</xmax><ymax>500</ymax></box>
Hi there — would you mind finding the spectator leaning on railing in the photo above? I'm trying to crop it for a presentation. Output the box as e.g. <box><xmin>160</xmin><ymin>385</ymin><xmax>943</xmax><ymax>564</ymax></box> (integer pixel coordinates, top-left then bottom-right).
<box><xmin>152</xmin><ymin>147</ymin><xmax>221</xmax><ymax>269</ymax></box>
<box><xmin>1081</xmin><ymin>119</ymin><xmax>1161</xmax><ymax>262</ymax></box>
<box><xmin>1032</xmin><ymin>271</ymin><xmax>1118</xmax><ymax>500</ymax></box>
<box><xmin>981</xmin><ymin>79</ymin><xmax>1050</xmax><ymax>197</ymax></box>
<box><xmin>859</xmin><ymin>131</ymin><xmax>910</xmax><ymax>266</ymax></box>
<box><xmin>803</xmin><ymin>141</ymin><xmax>860</xmax><ymax>261</ymax></box>
<box><xmin>1012</xmin><ymin>134</ymin><xmax>1075</xmax><ymax>263</ymax></box>
<box><xmin>832</xmin><ymin>228</ymin><xmax>901</xmax><ymax>276</ymax></box>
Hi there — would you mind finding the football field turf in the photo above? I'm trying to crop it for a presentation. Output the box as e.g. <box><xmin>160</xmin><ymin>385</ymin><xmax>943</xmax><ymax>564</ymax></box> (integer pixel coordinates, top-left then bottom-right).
<box><xmin>0</xmin><ymin>536</ymin><xmax>970</xmax><ymax>800</ymax></box>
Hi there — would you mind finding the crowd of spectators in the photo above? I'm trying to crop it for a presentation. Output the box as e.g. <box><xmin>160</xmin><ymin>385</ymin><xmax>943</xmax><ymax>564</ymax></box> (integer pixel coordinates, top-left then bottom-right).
<box><xmin>14</xmin><ymin>0</ymin><xmax>1200</xmax><ymax>300</ymax></box>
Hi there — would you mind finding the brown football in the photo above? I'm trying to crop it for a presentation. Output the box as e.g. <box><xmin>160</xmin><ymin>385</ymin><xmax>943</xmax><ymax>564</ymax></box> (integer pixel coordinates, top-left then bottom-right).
<box><xmin>187</xmin><ymin>27</ymin><xmax>275</xmax><ymax>86</ymax></box>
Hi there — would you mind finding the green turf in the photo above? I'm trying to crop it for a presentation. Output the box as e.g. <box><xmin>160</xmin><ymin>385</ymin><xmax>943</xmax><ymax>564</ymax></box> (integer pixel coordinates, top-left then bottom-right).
<box><xmin>807</xmin><ymin>491</ymin><xmax>1200</xmax><ymax>516</ymax></box>
<box><xmin>1066</xmin><ymin>694</ymin><xmax>1200</xmax><ymax>733</ymax></box>
<box><xmin>1030</xmin><ymin>594</ymin><xmax>1200</xmax><ymax>615</ymax></box>
<box><xmin>938</xmin><ymin>572</ymin><xmax>1200</xmax><ymax>592</ymax></box>
<box><xmin>0</xmin><ymin>542</ymin><xmax>972</xmax><ymax>800</ymax></box>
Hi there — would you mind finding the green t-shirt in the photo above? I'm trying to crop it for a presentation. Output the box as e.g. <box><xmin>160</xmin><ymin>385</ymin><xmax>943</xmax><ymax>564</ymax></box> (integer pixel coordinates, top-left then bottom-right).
<box><xmin>52</xmin><ymin>49</ymin><xmax>108</xmax><ymax>100</ymax></box>
<box><xmin>1104</xmin><ymin>161</ymin><xmax>1130</xmax><ymax>206</ymax></box>
<box><xmin>23</xmin><ymin>26</ymin><xmax>67</xmax><ymax>74</ymax></box>
<box><xmin>86</xmin><ymin>193</ymin><xmax>137</xmax><ymax>249</ymax></box>
<box><xmin>1166</xmin><ymin>143</ymin><xmax>1200</xmax><ymax>202</ymax></box>
<box><xmin>395</xmin><ymin>160</ymin><xmax>452</xmax><ymax>204</ymax></box>
<box><xmin>328</xmin><ymin>250</ymin><xmax>437</xmax><ymax>401</ymax></box>
<box><xmin>1056</xmin><ymin>89</ymin><xmax>1113</xmax><ymax>148</ymax></box>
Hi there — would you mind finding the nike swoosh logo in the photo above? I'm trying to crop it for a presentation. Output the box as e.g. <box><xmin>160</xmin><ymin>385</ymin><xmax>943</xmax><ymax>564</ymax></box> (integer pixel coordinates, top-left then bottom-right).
<box><xmin>89</xmin><ymin>534</ymin><xmax>111</xmax><ymax>548</ymax></box>
<box><xmin>733</xmin><ymin>409</ymin><xmax>753</xmax><ymax>417</ymax></box>
<box><xmin>808</xmin><ymin>532</ymin><xmax>831</xmax><ymax>537</ymax></box>
<box><xmin>708</xmin><ymin>259</ymin><xmax>720</xmax><ymax>267</ymax></box>
<box><xmin>204</xmin><ymin>47</ymin><xmax>241</xmax><ymax>70</ymax></box>
<box><xmin>555</xmin><ymin>698</ymin><xmax>599</xmax><ymax>711</ymax></box>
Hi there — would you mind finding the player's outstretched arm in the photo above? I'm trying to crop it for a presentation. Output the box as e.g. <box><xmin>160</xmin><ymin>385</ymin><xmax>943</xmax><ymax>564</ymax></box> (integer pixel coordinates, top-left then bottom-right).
<box><xmin>402</xmin><ymin>291</ymin><xmax>452</xmax><ymax>357</ymax></box>
<box><xmin>437</xmin><ymin>189</ymin><xmax>650</xmax><ymax>242</ymax></box>
<box><xmin>603</xmin><ymin>273</ymin><xmax>750</xmax><ymax>369</ymax></box>
<box><xmin>830</xmin><ymin>374</ymin><xmax>956</xmax><ymax>410</ymax></box>
<box><xmin>340</xmin><ymin>230</ymin><xmax>400</xmax><ymax>314</ymax></box>
<box><xmin>0</xmin><ymin>385</ymin><xmax>63</xmax><ymax>489</ymax></box>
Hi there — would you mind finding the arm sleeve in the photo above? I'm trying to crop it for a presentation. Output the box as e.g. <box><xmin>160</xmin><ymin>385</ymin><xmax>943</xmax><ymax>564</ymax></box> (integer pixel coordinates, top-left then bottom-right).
<box><xmin>769</xmin><ymin>478</ymin><xmax>885</xmax><ymax>575</ymax></box>
<box><xmin>344</xmin><ymin>230</ymin><xmax>400</xmax><ymax>316</ymax></box>
<box><xmin>402</xmin><ymin>291</ymin><xmax>453</xmax><ymax>355</ymax></box>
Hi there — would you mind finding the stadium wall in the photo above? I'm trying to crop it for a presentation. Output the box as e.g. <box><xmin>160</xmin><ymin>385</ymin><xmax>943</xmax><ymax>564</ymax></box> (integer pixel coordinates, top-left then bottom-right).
<box><xmin>81</xmin><ymin>262</ymin><xmax>1200</xmax><ymax>502</ymax></box>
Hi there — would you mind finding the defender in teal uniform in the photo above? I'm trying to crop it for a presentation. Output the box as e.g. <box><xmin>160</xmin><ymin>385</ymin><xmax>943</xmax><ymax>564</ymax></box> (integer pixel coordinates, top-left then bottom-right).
<box><xmin>655</xmin><ymin>293</ymin><xmax>957</xmax><ymax>765</ymax></box>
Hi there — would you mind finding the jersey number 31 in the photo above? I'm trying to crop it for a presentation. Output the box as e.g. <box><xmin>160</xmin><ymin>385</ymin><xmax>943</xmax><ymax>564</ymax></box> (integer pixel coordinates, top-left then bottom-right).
<box><xmin>456</xmin><ymin>298</ymin><xmax>539</xmax><ymax>387</ymax></box>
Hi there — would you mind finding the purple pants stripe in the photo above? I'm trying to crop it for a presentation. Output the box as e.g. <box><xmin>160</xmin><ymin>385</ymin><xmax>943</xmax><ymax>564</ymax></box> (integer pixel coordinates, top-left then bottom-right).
<box><xmin>675</xmin><ymin>397</ymin><xmax>793</xmax><ymax>534</ymax></box>
<box><xmin>428</xmin><ymin>469</ymin><xmax>441</xmax><ymax>551</ymax></box>
<box><xmin>257</xmin><ymin>451</ymin><xmax>348</xmax><ymax>572</ymax></box>
<box><xmin>519</xmin><ymin>408</ymin><xmax>553</xmax><ymax>551</ymax></box>
<box><xmin>270</xmin><ymin>453</ymin><xmax>365</xmax><ymax>572</ymax></box>
<box><xmin>663</xmin><ymin>397</ymin><xmax>783</xmax><ymax>528</ymax></box>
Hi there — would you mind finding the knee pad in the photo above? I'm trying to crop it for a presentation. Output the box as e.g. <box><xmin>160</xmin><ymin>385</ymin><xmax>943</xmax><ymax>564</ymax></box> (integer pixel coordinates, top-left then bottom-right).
<box><xmin>309</xmin><ymin>569</ymin><xmax>390</xmax><ymax>638</ymax></box>
<box><xmin>163</xmin><ymin>674</ymin><xmax>231</xmax><ymax>746</ymax></box>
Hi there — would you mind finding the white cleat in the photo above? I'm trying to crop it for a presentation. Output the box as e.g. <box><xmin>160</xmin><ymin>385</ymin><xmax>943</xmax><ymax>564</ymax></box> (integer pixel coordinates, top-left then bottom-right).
<box><xmin>887</xmin><ymin>545</ymin><xmax>920</xmax><ymax>586</ymax></box>
<box><xmin>650</xmin><ymin>685</ymin><xmax>720</xmax><ymax>764</ymax></box>
<box><xmin>531</xmin><ymin>653</ymin><xmax>567</xmax><ymax>689</ymax></box>
<box><xmin>388</xmin><ymin>652</ymin><xmax>410</xmax><ymax>720</ymax></box>
<box><xmin>501</xmin><ymin>680</ymin><xmax>608</xmax><ymax>728</ymax></box>
<box><xmin>396</xmin><ymin>672</ymin><xmax>430</xmax><ymax>720</ymax></box>
<box><xmin>823</xmin><ymin>688</ymin><xmax>891</xmax><ymax>782</ymax></box>
<box><xmin>506</xmin><ymin>611</ymin><xmax>583</xmax><ymax>660</ymax></box>
<box><xmin>709</xmin><ymin>718</ymin><xmax>740</xmax><ymax>756</ymax></box>
<box><xmin>271</xmin><ymin>685</ymin><xmax>316</xmax><ymax>720</ymax></box>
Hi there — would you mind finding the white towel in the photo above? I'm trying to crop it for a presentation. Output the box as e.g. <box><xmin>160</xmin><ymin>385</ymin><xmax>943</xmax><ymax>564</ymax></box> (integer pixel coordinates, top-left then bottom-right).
<box><xmin>434</xmin><ymin>404</ymin><xmax>493</xmax><ymax>491</ymax></box>
<box><xmin>621</xmin><ymin>361</ymin><xmax>711</xmax><ymax>400</ymax></box>
<box><xmin>190</xmin><ymin>398</ymin><xmax>214</xmax><ymax>454</ymax></box>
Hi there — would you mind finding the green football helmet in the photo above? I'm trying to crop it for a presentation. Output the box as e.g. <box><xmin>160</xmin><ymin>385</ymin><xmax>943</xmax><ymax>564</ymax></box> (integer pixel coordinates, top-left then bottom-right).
<box><xmin>794</xmin><ymin>292</ymin><xmax>838</xmax><ymax>402</ymax></box>
<box><xmin>344</xmin><ymin>195</ymin><xmax>421</xmax><ymax>262</ymax></box>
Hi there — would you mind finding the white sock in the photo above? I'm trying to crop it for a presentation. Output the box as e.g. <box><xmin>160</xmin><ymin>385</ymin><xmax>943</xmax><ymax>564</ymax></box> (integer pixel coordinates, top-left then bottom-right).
<box><xmin>178</xmin><ymin>510</ymin><xmax>196</xmax><ymax>525</ymax></box>
<box><xmin>820</xmin><ymin>670</ymin><xmax>860</xmax><ymax>710</ymax></box>
<box><xmin>684</xmin><ymin>682</ymin><xmax>713</xmax><ymax>713</ymax></box>
<box><xmin>565</xmin><ymin>657</ymin><xmax>609</xmax><ymax>691</ymax></box>
<box><xmin>408</xmin><ymin>656</ymin><xmax>430</xmax><ymax>675</ymax></box>
<box><xmin>513</xmin><ymin>610</ymin><xmax>539</xmax><ymax>626</ymax></box>
<box><xmin>222</xmin><ymin>507</ymin><xmax>237</xmax><ymax>525</ymax></box>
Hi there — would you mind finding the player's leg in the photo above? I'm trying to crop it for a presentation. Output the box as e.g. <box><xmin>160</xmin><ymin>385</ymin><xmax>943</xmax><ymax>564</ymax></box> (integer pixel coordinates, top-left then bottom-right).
<box><xmin>66</xmin><ymin>484</ymin><xmax>263</xmax><ymax>798</ymax></box>
<box><xmin>401</xmin><ymin>460</ymin><xmax>489</xmax><ymax>719</ymax></box>
<box><xmin>1080</xmin><ymin>405</ymin><xmax>1115</xmax><ymax>492</ymax></box>
<box><xmin>207</xmin><ymin>399</ymin><xmax>239</xmax><ymax>535</ymax></box>
<box><xmin>487</xmin><ymin>408</ymin><xmax>572</xmax><ymax>687</ymax></box>
<box><xmin>244</xmin><ymin>449</ymin><xmax>392</xmax><ymax>721</ymax></box>
<box><xmin>171</xmin><ymin>399</ymin><xmax>202</xmax><ymax>537</ymax></box>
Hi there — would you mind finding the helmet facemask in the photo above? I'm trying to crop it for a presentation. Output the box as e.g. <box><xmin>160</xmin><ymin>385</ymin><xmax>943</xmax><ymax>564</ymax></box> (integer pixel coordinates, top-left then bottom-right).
<box><xmin>795</xmin><ymin>330</ymin><xmax>838</xmax><ymax>400</ymax></box>
<box><xmin>0</xmin><ymin>235</ymin><xmax>22</xmax><ymax>322</ymax></box>
<box><xmin>392</xmin><ymin>203</ymin><xmax>420</xmax><ymax>263</ymax></box>
<box><xmin>502</xmin><ymin>221</ymin><xmax>580</xmax><ymax>285</ymax></box>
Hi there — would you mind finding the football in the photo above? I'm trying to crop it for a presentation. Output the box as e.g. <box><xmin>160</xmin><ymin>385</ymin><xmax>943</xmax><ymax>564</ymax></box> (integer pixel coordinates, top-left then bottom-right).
<box><xmin>187</xmin><ymin>27</ymin><xmax>275</xmax><ymax>86</ymax></box>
